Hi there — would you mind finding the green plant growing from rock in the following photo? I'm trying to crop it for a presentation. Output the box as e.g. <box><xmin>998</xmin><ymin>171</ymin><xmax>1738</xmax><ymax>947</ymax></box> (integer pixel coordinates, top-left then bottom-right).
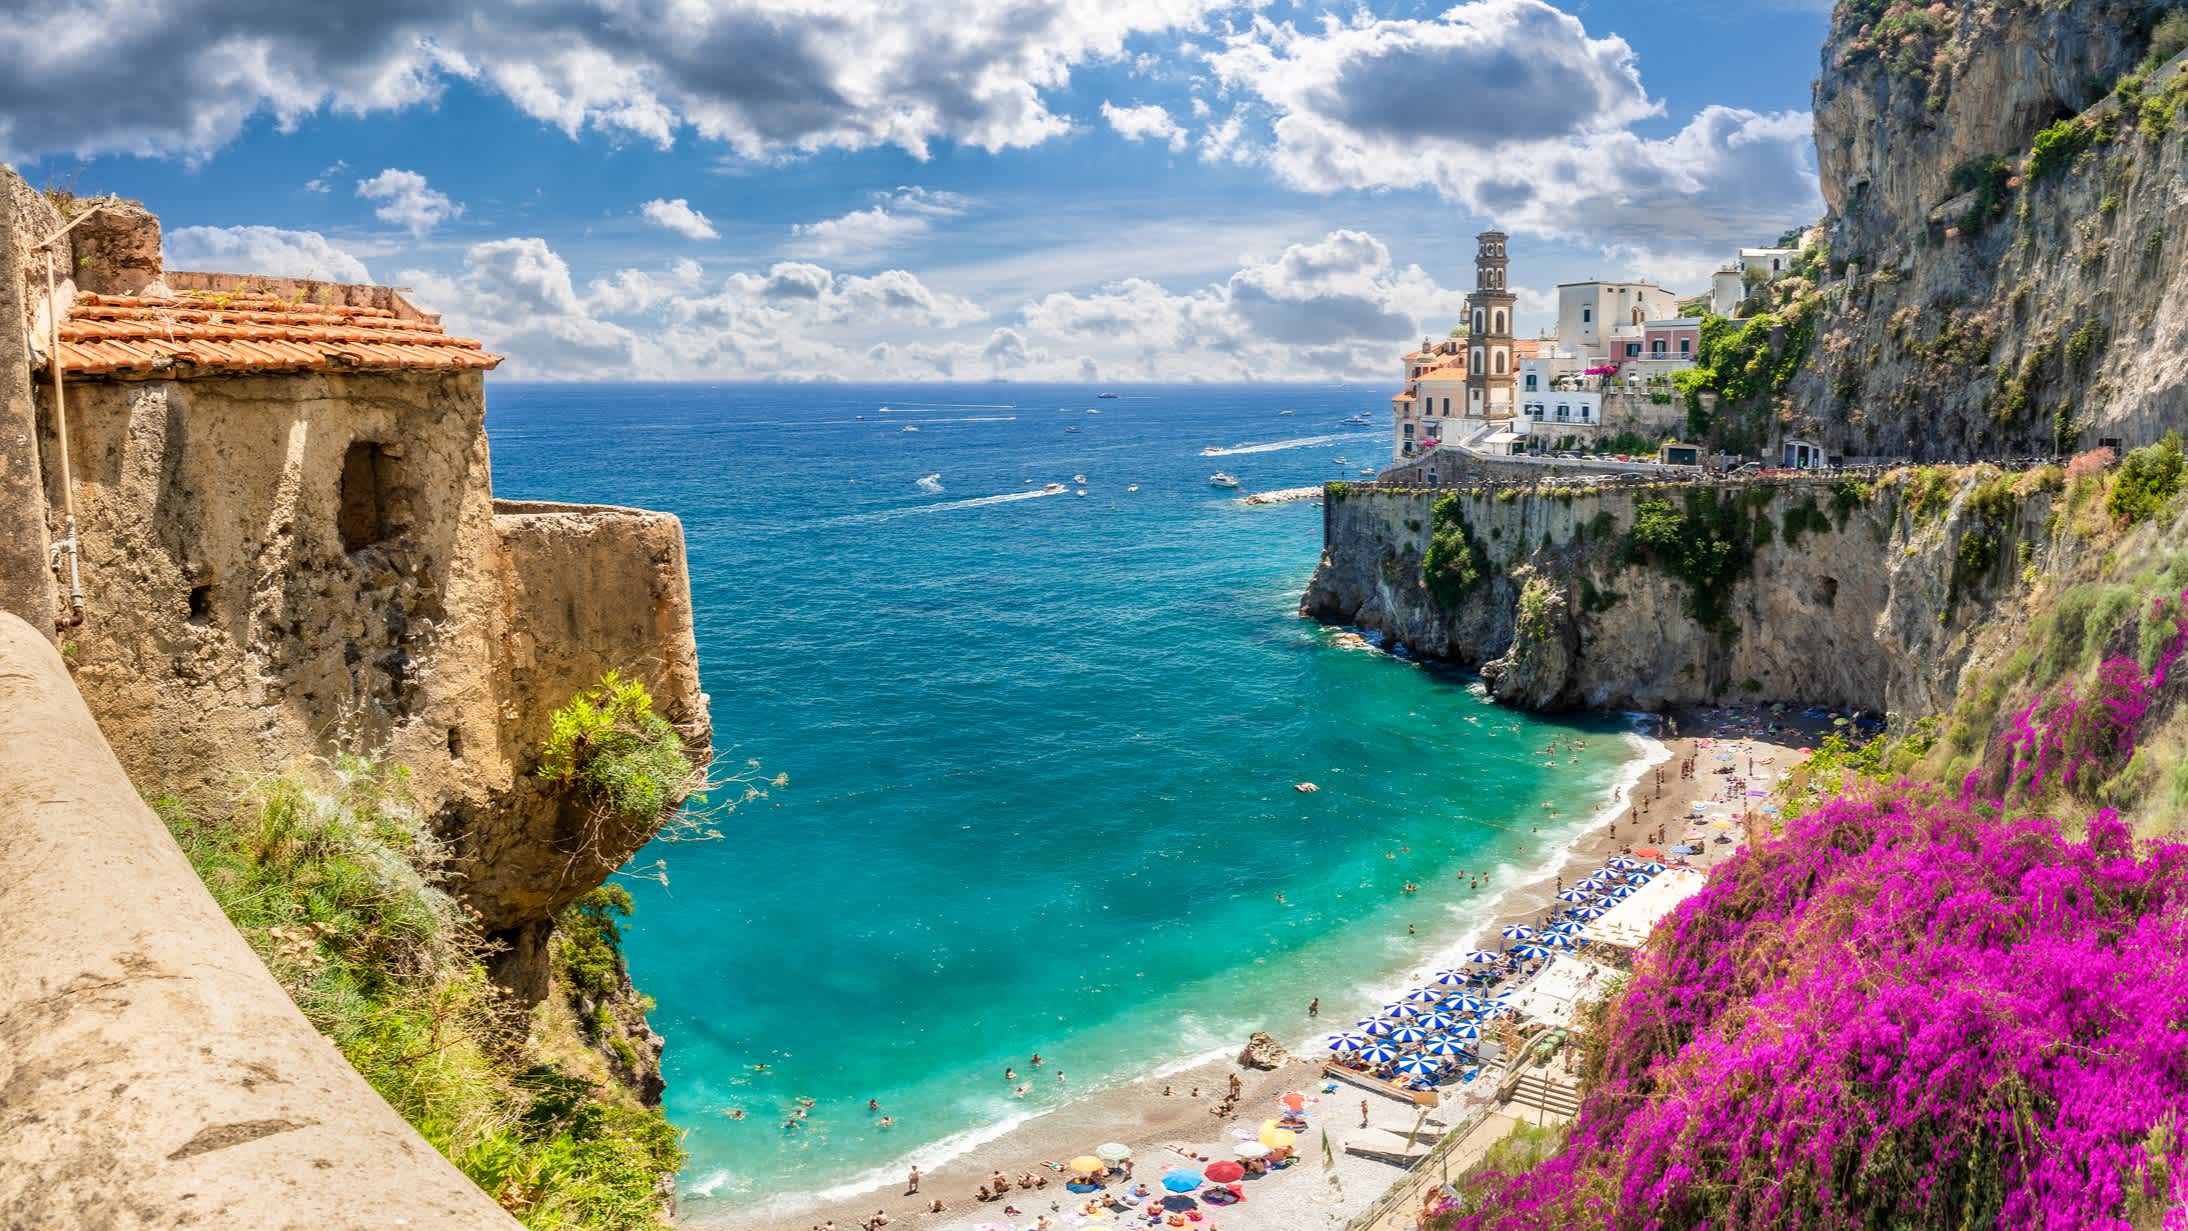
<box><xmin>2106</xmin><ymin>432</ymin><xmax>2185</xmax><ymax>526</ymax></box>
<box><xmin>539</xmin><ymin>672</ymin><xmax>698</xmax><ymax>823</ymax></box>
<box><xmin>1424</xmin><ymin>494</ymin><xmax>1490</xmax><ymax>609</ymax></box>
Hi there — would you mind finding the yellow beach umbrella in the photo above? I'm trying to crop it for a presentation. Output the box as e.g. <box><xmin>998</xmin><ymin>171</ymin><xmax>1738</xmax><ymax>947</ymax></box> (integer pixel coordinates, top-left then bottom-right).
<box><xmin>1069</xmin><ymin>1155</ymin><xmax>1107</xmax><ymax>1175</ymax></box>
<box><xmin>1257</xmin><ymin>1125</ymin><xmax>1296</xmax><ymax>1150</ymax></box>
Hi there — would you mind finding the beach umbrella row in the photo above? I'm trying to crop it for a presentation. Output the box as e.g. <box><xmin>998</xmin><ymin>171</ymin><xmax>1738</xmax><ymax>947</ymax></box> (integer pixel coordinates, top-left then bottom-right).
<box><xmin>1499</xmin><ymin>923</ymin><xmax>1535</xmax><ymax>940</ymax></box>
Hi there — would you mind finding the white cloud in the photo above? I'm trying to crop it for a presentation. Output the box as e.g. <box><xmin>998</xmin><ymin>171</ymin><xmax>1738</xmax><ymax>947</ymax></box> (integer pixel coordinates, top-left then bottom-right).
<box><xmin>1205</xmin><ymin>0</ymin><xmax>1820</xmax><ymax>264</ymax></box>
<box><xmin>1100</xmin><ymin>100</ymin><xmax>1187</xmax><ymax>152</ymax></box>
<box><xmin>639</xmin><ymin>197</ymin><xmax>719</xmax><ymax>240</ymax></box>
<box><xmin>0</xmin><ymin>1</ymin><xmax>1241</xmax><ymax>164</ymax></box>
<box><xmin>303</xmin><ymin>160</ymin><xmax>348</xmax><ymax>194</ymax></box>
<box><xmin>163</xmin><ymin>225</ymin><xmax>373</xmax><ymax>282</ymax></box>
<box><xmin>397</xmin><ymin>226</ymin><xmax>1462</xmax><ymax>383</ymax></box>
<box><xmin>787</xmin><ymin>186</ymin><xmax>971</xmax><ymax>260</ymax></box>
<box><xmin>356</xmin><ymin>168</ymin><xmax>462</xmax><ymax>236</ymax></box>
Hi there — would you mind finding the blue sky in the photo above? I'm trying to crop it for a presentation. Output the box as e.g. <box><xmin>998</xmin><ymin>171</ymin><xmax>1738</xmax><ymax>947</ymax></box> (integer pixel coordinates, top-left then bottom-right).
<box><xmin>6</xmin><ymin>0</ymin><xmax>1832</xmax><ymax>381</ymax></box>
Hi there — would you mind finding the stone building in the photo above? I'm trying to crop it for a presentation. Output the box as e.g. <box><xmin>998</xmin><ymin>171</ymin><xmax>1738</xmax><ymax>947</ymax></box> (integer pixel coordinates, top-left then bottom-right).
<box><xmin>1464</xmin><ymin>231</ymin><xmax>1518</xmax><ymax>419</ymax></box>
<box><xmin>0</xmin><ymin>171</ymin><xmax>706</xmax><ymax>995</ymax></box>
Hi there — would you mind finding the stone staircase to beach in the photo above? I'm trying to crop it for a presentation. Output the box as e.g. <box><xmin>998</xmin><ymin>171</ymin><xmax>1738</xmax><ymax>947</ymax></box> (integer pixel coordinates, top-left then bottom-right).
<box><xmin>1500</xmin><ymin>1073</ymin><xmax>1582</xmax><ymax>1122</ymax></box>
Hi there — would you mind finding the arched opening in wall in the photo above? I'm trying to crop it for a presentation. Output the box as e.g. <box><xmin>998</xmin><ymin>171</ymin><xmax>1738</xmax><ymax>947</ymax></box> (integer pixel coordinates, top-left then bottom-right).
<box><xmin>1492</xmin><ymin>309</ymin><xmax>1505</xmax><ymax>334</ymax></box>
<box><xmin>338</xmin><ymin>441</ymin><xmax>402</xmax><ymax>553</ymax></box>
<box><xmin>1493</xmin><ymin>350</ymin><xmax>1506</xmax><ymax>374</ymax></box>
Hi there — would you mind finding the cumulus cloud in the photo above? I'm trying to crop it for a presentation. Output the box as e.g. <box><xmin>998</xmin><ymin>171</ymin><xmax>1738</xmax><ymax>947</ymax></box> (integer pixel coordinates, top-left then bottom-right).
<box><xmin>163</xmin><ymin>225</ymin><xmax>374</xmax><ymax>282</ymax></box>
<box><xmin>0</xmin><ymin>0</ymin><xmax>1239</xmax><ymax>164</ymax></box>
<box><xmin>1100</xmin><ymin>101</ymin><xmax>1187</xmax><ymax>151</ymax></box>
<box><xmin>396</xmin><ymin>226</ymin><xmax>1461</xmax><ymax>383</ymax></box>
<box><xmin>303</xmin><ymin>160</ymin><xmax>348</xmax><ymax>194</ymax></box>
<box><xmin>639</xmin><ymin>197</ymin><xmax>718</xmax><ymax>240</ymax></box>
<box><xmin>356</xmin><ymin>168</ymin><xmax>462</xmax><ymax>236</ymax></box>
<box><xmin>1205</xmin><ymin>0</ymin><xmax>1820</xmax><ymax>264</ymax></box>
<box><xmin>787</xmin><ymin>186</ymin><xmax>971</xmax><ymax>260</ymax></box>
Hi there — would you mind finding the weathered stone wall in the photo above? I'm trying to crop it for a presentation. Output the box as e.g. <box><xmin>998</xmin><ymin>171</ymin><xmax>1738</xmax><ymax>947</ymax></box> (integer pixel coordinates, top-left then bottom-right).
<box><xmin>1303</xmin><ymin>471</ymin><xmax>2050</xmax><ymax>717</ymax></box>
<box><xmin>0</xmin><ymin>185</ymin><xmax>53</xmax><ymax>636</ymax></box>
<box><xmin>0</xmin><ymin>612</ymin><xmax>519</xmax><ymax>1230</ymax></box>
<box><xmin>28</xmin><ymin>369</ymin><xmax>708</xmax><ymax>999</ymax></box>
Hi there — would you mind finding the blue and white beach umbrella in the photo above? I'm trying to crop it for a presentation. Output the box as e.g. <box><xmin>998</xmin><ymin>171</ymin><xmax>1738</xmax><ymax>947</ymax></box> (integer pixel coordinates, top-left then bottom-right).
<box><xmin>1576</xmin><ymin>877</ymin><xmax>1607</xmax><ymax>891</ymax></box>
<box><xmin>1326</xmin><ymin>1032</ymin><xmax>1369</xmax><ymax>1052</ymax></box>
<box><xmin>1548</xmin><ymin>920</ymin><xmax>1585</xmax><ymax>935</ymax></box>
<box><xmin>1610</xmin><ymin>884</ymin><xmax>1639</xmax><ymax>898</ymax></box>
<box><xmin>1463</xmin><ymin>949</ymin><xmax>1501</xmax><ymax>964</ymax></box>
<box><xmin>1642</xmin><ymin>862</ymin><xmax>1667</xmax><ymax>874</ymax></box>
<box><xmin>1419</xmin><ymin>1011</ymin><xmax>1460</xmax><ymax>1032</ymax></box>
<box><xmin>1510</xmin><ymin>943</ymin><xmax>1550</xmax><ymax>960</ymax></box>
<box><xmin>1421</xmin><ymin>1036</ymin><xmax>1470</xmax><ymax>1056</ymax></box>
<box><xmin>1392</xmin><ymin>1054</ymin><xmax>1441</xmax><ymax>1077</ymax></box>
<box><xmin>1440</xmin><ymin>994</ymin><xmax>1484</xmax><ymax>1013</ymax></box>
<box><xmin>1606</xmin><ymin>856</ymin><xmax>1639</xmax><ymax>870</ymax></box>
<box><xmin>1541</xmin><ymin>932</ymin><xmax>1576</xmax><ymax>949</ymax></box>
<box><xmin>1444</xmin><ymin>1020</ymin><xmax>1483</xmax><ymax>1039</ymax></box>
<box><xmin>1387</xmin><ymin>1024</ymin><xmax>1429</xmax><ymax>1044</ymax></box>
<box><xmin>1626</xmin><ymin>872</ymin><xmax>1652</xmax><ymax>886</ymax></box>
<box><xmin>1358</xmin><ymin>1042</ymin><xmax>1401</xmax><ymax>1064</ymax></box>
<box><xmin>1499</xmin><ymin>924</ymin><xmax>1535</xmax><ymax>941</ymax></box>
<box><xmin>1359</xmin><ymin>1018</ymin><xmax>1396</xmax><ymax>1036</ymax></box>
<box><xmin>1594</xmin><ymin>894</ymin><xmax>1622</xmax><ymax>908</ymax></box>
<box><xmin>1555</xmin><ymin>888</ymin><xmax>1591</xmax><ymax>903</ymax></box>
<box><xmin>1567</xmin><ymin>906</ymin><xmax>1606</xmax><ymax>920</ymax></box>
<box><xmin>1402</xmin><ymin>986</ymin><xmax>1441</xmax><ymax>1004</ymax></box>
<box><xmin>1381</xmin><ymin>1001</ymin><xmax>1421</xmax><ymax>1019</ymax></box>
<box><xmin>1431</xmin><ymin>969</ymin><xmax>1470</xmax><ymax>986</ymax></box>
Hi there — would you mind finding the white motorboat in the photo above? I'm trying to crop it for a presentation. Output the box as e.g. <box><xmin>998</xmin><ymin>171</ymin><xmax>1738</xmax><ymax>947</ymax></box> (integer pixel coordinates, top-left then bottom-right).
<box><xmin>1209</xmin><ymin>472</ymin><xmax>1241</xmax><ymax>489</ymax></box>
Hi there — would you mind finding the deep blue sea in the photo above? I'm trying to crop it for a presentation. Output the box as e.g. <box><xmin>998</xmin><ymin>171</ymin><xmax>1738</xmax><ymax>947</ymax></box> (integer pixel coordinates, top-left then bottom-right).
<box><xmin>483</xmin><ymin>384</ymin><xmax>1638</xmax><ymax>1219</ymax></box>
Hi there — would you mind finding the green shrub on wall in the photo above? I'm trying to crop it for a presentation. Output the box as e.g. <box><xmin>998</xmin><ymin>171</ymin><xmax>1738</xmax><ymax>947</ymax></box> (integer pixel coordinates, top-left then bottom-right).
<box><xmin>2107</xmin><ymin>433</ymin><xmax>2185</xmax><ymax>526</ymax></box>
<box><xmin>539</xmin><ymin>672</ymin><xmax>695</xmax><ymax>822</ymax></box>
<box><xmin>1424</xmin><ymin>494</ymin><xmax>1489</xmax><ymax>609</ymax></box>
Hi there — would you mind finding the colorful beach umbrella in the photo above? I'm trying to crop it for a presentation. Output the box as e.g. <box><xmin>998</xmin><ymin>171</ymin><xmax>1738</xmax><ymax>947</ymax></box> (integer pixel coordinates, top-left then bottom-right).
<box><xmin>1568</xmin><ymin>906</ymin><xmax>1606</xmax><ymax>920</ymax></box>
<box><xmin>1499</xmin><ymin>924</ymin><xmax>1535</xmax><ymax>940</ymax></box>
<box><xmin>1442</xmin><ymin>994</ymin><xmax>1485</xmax><ymax>1013</ymax></box>
<box><xmin>1161</xmin><ymin>1168</ymin><xmax>1203</xmax><ymax>1193</ymax></box>
<box><xmin>1511</xmin><ymin>943</ymin><xmax>1550</xmax><ymax>959</ymax></box>
<box><xmin>1401</xmin><ymin>986</ymin><xmax>1441</xmax><ymax>1004</ymax></box>
<box><xmin>1444</xmin><ymin>1020</ymin><xmax>1482</xmax><ymax>1039</ymax></box>
<box><xmin>1610</xmin><ymin>884</ymin><xmax>1638</xmax><ymax>898</ymax></box>
<box><xmin>1419</xmin><ymin>1011</ymin><xmax>1459</xmax><ymax>1031</ymax></box>
<box><xmin>1358</xmin><ymin>1042</ymin><xmax>1400</xmax><ymax>1063</ymax></box>
<box><xmin>1381</xmin><ymin>1001</ymin><xmax>1421</xmax><ymax>1019</ymax></box>
<box><xmin>1422</xmin><ymin>1036</ymin><xmax>1469</xmax><ymax>1056</ymax></box>
<box><xmin>1548</xmin><ymin>920</ymin><xmax>1584</xmax><ymax>934</ymax></box>
<box><xmin>1386</xmin><ymin>1024</ymin><xmax>1428</xmax><ymax>1044</ymax></box>
<box><xmin>1430</xmin><ymin>968</ymin><xmax>1470</xmax><ymax>985</ymax></box>
<box><xmin>1463</xmin><ymin>949</ymin><xmax>1501</xmax><ymax>964</ymax></box>
<box><xmin>1325</xmin><ymin>1032</ymin><xmax>1368</xmax><ymax>1051</ymax></box>
<box><xmin>1392</xmin><ymin>1054</ymin><xmax>1441</xmax><ymax>1077</ymax></box>
<box><xmin>1541</xmin><ymin>933</ymin><xmax>1576</xmax><ymax>949</ymax></box>
<box><xmin>1606</xmin><ymin>857</ymin><xmax>1638</xmax><ymax>870</ymax></box>
<box><xmin>1097</xmin><ymin>1143</ymin><xmax>1133</xmax><ymax>1162</ymax></box>
<box><xmin>1575</xmin><ymin>877</ymin><xmax>1607</xmax><ymax>891</ymax></box>
<box><xmin>1258</xmin><ymin>1126</ymin><xmax>1297</xmax><ymax>1150</ymax></box>
<box><xmin>1359</xmin><ymin>1018</ymin><xmax>1396</xmax><ymax>1036</ymax></box>
<box><xmin>1642</xmin><ymin>862</ymin><xmax>1667</xmax><ymax>874</ymax></box>
<box><xmin>1556</xmin><ymin>888</ymin><xmax>1591</xmax><ymax>903</ymax></box>
<box><xmin>1234</xmin><ymin>1142</ymin><xmax>1271</xmax><ymax>1160</ymax></box>
<box><xmin>1203</xmin><ymin>1161</ymin><xmax>1246</xmax><ymax>1184</ymax></box>
<box><xmin>1070</xmin><ymin>1155</ymin><xmax>1107</xmax><ymax>1175</ymax></box>
<box><xmin>1277</xmin><ymin>1092</ymin><xmax>1308</xmax><ymax>1112</ymax></box>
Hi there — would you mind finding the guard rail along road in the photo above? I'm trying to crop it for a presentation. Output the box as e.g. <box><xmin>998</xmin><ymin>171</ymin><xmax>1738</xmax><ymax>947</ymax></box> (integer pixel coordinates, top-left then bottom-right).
<box><xmin>0</xmin><ymin>612</ymin><xmax>520</xmax><ymax>1230</ymax></box>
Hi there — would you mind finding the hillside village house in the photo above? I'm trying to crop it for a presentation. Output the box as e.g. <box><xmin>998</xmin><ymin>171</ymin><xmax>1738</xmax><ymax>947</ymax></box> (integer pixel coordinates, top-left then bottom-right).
<box><xmin>1386</xmin><ymin>233</ymin><xmax>1811</xmax><ymax>465</ymax></box>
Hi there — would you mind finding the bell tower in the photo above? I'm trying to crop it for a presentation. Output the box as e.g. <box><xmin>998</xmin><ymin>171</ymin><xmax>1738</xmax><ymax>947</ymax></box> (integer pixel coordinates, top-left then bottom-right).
<box><xmin>1464</xmin><ymin>231</ymin><xmax>1517</xmax><ymax>419</ymax></box>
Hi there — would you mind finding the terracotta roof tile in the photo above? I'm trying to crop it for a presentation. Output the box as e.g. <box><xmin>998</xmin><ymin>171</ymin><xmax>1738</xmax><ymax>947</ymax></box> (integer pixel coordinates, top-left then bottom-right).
<box><xmin>48</xmin><ymin>291</ymin><xmax>502</xmax><ymax>378</ymax></box>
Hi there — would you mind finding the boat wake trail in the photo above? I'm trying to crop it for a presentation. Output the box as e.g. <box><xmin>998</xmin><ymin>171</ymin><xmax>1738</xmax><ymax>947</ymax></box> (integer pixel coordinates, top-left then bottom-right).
<box><xmin>831</xmin><ymin>486</ymin><xmax>1065</xmax><ymax>524</ymax></box>
<box><xmin>1198</xmin><ymin>433</ymin><xmax>1363</xmax><ymax>457</ymax></box>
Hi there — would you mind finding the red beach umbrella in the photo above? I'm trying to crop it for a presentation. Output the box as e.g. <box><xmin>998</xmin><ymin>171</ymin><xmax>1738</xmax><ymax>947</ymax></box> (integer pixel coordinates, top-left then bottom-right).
<box><xmin>1633</xmin><ymin>847</ymin><xmax>1662</xmax><ymax>859</ymax></box>
<box><xmin>1277</xmin><ymin>1092</ymin><xmax>1307</xmax><ymax>1112</ymax></box>
<box><xmin>1203</xmin><ymin>1161</ymin><xmax>1245</xmax><ymax>1184</ymax></box>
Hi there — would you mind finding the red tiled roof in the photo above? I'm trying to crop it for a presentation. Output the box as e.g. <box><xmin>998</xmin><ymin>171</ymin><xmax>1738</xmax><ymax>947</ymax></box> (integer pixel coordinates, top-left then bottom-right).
<box><xmin>50</xmin><ymin>291</ymin><xmax>502</xmax><ymax>378</ymax></box>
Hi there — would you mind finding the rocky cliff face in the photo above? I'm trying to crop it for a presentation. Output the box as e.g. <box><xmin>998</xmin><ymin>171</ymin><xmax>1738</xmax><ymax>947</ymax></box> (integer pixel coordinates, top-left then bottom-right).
<box><xmin>1786</xmin><ymin>0</ymin><xmax>2188</xmax><ymax>458</ymax></box>
<box><xmin>1303</xmin><ymin>469</ymin><xmax>2053</xmax><ymax>718</ymax></box>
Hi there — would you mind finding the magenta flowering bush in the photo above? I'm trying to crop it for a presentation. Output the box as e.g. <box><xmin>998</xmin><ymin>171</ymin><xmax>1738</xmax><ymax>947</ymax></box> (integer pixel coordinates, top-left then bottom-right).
<box><xmin>1441</xmin><ymin>787</ymin><xmax>2188</xmax><ymax>1230</ymax></box>
<box><xmin>1983</xmin><ymin>591</ymin><xmax>2188</xmax><ymax>802</ymax></box>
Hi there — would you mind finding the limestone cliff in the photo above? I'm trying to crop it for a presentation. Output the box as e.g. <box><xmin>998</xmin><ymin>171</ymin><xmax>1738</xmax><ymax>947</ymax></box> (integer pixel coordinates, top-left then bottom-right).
<box><xmin>1780</xmin><ymin>0</ymin><xmax>2188</xmax><ymax>457</ymax></box>
<box><xmin>1302</xmin><ymin>468</ymin><xmax>2053</xmax><ymax>717</ymax></box>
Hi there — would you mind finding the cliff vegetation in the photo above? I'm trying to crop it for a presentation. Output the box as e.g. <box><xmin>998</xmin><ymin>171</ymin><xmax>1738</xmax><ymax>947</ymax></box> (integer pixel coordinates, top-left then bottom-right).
<box><xmin>158</xmin><ymin>757</ymin><xmax>683</xmax><ymax>1231</ymax></box>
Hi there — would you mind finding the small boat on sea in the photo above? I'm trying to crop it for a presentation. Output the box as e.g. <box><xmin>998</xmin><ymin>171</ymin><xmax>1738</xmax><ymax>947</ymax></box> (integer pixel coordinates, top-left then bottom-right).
<box><xmin>1334</xmin><ymin>456</ymin><xmax>1350</xmax><ymax>465</ymax></box>
<box><xmin>900</xmin><ymin>425</ymin><xmax>919</xmax><ymax>433</ymax></box>
<box><xmin>1340</xmin><ymin>412</ymin><xmax>1372</xmax><ymax>426</ymax></box>
<box><xmin>1210</xmin><ymin>472</ymin><xmax>1241</xmax><ymax>489</ymax></box>
<box><xmin>1279</xmin><ymin>409</ymin><xmax>1295</xmax><ymax>416</ymax></box>
<box><xmin>1126</xmin><ymin>484</ymin><xmax>1139</xmax><ymax>492</ymax></box>
<box><xmin>1097</xmin><ymin>392</ymin><xmax>1120</xmax><ymax>399</ymax></box>
<box><xmin>1065</xmin><ymin>426</ymin><xmax>1081</xmax><ymax>434</ymax></box>
<box><xmin>1075</xmin><ymin>489</ymin><xmax>1088</xmax><ymax>497</ymax></box>
<box><xmin>1073</xmin><ymin>474</ymin><xmax>1087</xmax><ymax>484</ymax></box>
<box><xmin>1041</xmin><ymin>483</ymin><xmax>1067</xmax><ymax>493</ymax></box>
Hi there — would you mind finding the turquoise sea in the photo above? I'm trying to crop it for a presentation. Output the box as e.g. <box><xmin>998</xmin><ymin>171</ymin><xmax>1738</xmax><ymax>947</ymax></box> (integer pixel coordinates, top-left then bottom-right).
<box><xmin>483</xmin><ymin>384</ymin><xmax>1640</xmax><ymax>1220</ymax></box>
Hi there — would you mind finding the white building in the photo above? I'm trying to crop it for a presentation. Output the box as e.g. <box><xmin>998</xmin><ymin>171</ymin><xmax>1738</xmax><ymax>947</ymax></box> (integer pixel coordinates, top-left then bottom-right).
<box><xmin>1739</xmin><ymin>247</ymin><xmax>1800</xmax><ymax>280</ymax></box>
<box><xmin>1709</xmin><ymin>266</ymin><xmax>1745</xmax><ymax>317</ymax></box>
<box><xmin>1555</xmin><ymin>281</ymin><xmax>1681</xmax><ymax>359</ymax></box>
<box><xmin>1521</xmin><ymin>390</ymin><xmax>1604</xmax><ymax>428</ymax></box>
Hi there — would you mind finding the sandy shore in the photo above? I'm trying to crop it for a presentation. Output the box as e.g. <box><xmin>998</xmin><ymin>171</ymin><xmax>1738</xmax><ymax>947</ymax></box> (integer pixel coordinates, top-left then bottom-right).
<box><xmin>729</xmin><ymin>704</ymin><xmax>1827</xmax><ymax>1231</ymax></box>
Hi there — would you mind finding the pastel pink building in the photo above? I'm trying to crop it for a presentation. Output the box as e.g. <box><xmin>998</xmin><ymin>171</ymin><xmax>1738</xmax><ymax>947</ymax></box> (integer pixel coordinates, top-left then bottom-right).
<box><xmin>1640</xmin><ymin>318</ymin><xmax>1701</xmax><ymax>361</ymax></box>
